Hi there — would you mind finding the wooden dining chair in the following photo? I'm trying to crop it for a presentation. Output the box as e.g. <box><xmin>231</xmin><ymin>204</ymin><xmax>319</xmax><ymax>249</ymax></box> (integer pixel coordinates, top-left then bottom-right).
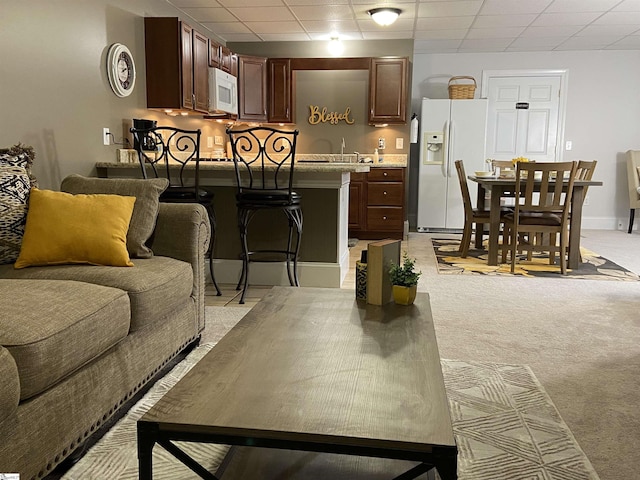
<box><xmin>504</xmin><ymin>161</ymin><xmax>578</xmax><ymax>274</ymax></box>
<box><xmin>454</xmin><ymin>160</ymin><xmax>508</xmax><ymax>257</ymax></box>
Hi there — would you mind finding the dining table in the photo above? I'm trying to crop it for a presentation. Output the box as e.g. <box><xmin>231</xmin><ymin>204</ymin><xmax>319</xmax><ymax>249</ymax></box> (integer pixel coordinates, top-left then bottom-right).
<box><xmin>470</xmin><ymin>175</ymin><xmax>603</xmax><ymax>269</ymax></box>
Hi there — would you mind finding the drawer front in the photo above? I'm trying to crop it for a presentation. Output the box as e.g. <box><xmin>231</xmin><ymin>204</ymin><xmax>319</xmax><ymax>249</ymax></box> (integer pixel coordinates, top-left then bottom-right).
<box><xmin>367</xmin><ymin>183</ymin><xmax>404</xmax><ymax>206</ymax></box>
<box><xmin>368</xmin><ymin>168</ymin><xmax>404</xmax><ymax>182</ymax></box>
<box><xmin>367</xmin><ymin>206</ymin><xmax>404</xmax><ymax>231</ymax></box>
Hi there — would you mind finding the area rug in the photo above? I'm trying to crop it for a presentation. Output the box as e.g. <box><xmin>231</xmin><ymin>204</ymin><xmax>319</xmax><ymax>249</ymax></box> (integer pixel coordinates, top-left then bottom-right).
<box><xmin>432</xmin><ymin>238</ymin><xmax>640</xmax><ymax>280</ymax></box>
<box><xmin>61</xmin><ymin>333</ymin><xmax>599</xmax><ymax>479</ymax></box>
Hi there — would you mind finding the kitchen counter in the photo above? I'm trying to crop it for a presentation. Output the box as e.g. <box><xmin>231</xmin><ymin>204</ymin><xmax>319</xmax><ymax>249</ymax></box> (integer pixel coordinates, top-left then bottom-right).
<box><xmin>96</xmin><ymin>159</ymin><xmax>405</xmax><ymax>289</ymax></box>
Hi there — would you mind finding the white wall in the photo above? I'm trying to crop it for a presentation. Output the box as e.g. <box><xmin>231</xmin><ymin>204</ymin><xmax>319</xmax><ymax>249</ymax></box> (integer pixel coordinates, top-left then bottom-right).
<box><xmin>411</xmin><ymin>50</ymin><xmax>640</xmax><ymax>230</ymax></box>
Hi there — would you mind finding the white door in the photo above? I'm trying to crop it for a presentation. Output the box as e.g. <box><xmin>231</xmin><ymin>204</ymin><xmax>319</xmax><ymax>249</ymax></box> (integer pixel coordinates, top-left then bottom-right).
<box><xmin>485</xmin><ymin>75</ymin><xmax>562</xmax><ymax>162</ymax></box>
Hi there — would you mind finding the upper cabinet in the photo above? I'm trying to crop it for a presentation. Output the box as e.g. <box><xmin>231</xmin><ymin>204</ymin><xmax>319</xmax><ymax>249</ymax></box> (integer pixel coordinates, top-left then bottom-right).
<box><xmin>368</xmin><ymin>57</ymin><xmax>408</xmax><ymax>125</ymax></box>
<box><xmin>144</xmin><ymin>17</ymin><xmax>209</xmax><ymax>114</ymax></box>
<box><xmin>238</xmin><ymin>55</ymin><xmax>268</xmax><ymax>122</ymax></box>
<box><xmin>268</xmin><ymin>59</ymin><xmax>294</xmax><ymax>124</ymax></box>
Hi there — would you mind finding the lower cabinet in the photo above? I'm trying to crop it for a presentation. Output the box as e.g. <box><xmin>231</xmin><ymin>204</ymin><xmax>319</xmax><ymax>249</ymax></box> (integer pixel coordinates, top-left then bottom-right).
<box><xmin>349</xmin><ymin>167</ymin><xmax>405</xmax><ymax>240</ymax></box>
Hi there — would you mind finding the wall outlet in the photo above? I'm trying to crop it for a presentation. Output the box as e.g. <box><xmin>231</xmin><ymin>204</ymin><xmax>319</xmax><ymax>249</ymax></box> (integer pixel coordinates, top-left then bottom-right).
<box><xmin>103</xmin><ymin>128</ymin><xmax>110</xmax><ymax>146</ymax></box>
<box><xmin>396</xmin><ymin>137</ymin><xmax>404</xmax><ymax>149</ymax></box>
<box><xmin>565</xmin><ymin>140</ymin><xmax>572</xmax><ymax>150</ymax></box>
<box><xmin>378</xmin><ymin>137</ymin><xmax>385</xmax><ymax>149</ymax></box>
<box><xmin>207</xmin><ymin>136</ymin><xmax>214</xmax><ymax>148</ymax></box>
<box><xmin>214</xmin><ymin>136</ymin><xmax>223</xmax><ymax>145</ymax></box>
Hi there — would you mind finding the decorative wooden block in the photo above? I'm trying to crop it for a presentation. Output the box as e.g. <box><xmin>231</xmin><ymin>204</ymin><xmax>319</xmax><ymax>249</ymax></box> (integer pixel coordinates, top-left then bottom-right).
<box><xmin>366</xmin><ymin>239</ymin><xmax>401</xmax><ymax>305</ymax></box>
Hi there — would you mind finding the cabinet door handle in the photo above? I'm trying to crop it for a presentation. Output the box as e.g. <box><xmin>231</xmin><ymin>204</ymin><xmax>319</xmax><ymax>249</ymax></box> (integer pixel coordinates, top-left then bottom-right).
<box><xmin>383</xmin><ymin>191</ymin><xmax>387</xmax><ymax>195</ymax></box>
<box><xmin>383</xmin><ymin>172</ymin><xmax>388</xmax><ymax>177</ymax></box>
<box><xmin>383</xmin><ymin>216</ymin><xmax>387</xmax><ymax>220</ymax></box>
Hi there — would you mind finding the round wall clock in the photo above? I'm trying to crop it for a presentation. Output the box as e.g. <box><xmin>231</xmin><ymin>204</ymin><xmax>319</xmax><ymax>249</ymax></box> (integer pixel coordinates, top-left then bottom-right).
<box><xmin>107</xmin><ymin>43</ymin><xmax>136</xmax><ymax>97</ymax></box>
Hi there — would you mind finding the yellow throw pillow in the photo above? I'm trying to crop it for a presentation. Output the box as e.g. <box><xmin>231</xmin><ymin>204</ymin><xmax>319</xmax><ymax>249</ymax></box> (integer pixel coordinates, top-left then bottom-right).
<box><xmin>14</xmin><ymin>188</ymin><xmax>136</xmax><ymax>268</ymax></box>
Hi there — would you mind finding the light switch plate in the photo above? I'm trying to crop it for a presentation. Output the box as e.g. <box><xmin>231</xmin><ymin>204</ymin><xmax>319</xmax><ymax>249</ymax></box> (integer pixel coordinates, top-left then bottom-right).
<box><xmin>207</xmin><ymin>137</ymin><xmax>214</xmax><ymax>148</ymax></box>
<box><xmin>215</xmin><ymin>136</ymin><xmax>223</xmax><ymax>145</ymax></box>
<box><xmin>396</xmin><ymin>138</ymin><xmax>403</xmax><ymax>149</ymax></box>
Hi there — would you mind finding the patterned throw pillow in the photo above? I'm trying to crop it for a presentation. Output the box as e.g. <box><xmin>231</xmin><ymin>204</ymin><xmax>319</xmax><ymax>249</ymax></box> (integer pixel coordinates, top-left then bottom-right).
<box><xmin>0</xmin><ymin>144</ymin><xmax>38</xmax><ymax>188</ymax></box>
<box><xmin>0</xmin><ymin>166</ymin><xmax>31</xmax><ymax>264</ymax></box>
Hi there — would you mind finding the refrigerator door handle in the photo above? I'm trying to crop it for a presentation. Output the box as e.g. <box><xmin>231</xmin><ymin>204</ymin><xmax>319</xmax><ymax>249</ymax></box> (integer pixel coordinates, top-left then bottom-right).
<box><xmin>441</xmin><ymin>121</ymin><xmax>449</xmax><ymax>177</ymax></box>
<box><xmin>448</xmin><ymin>120</ymin><xmax>456</xmax><ymax>177</ymax></box>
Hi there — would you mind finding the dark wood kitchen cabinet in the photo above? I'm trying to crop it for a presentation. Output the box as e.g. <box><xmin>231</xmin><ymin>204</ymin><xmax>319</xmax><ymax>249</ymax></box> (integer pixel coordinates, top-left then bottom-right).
<box><xmin>368</xmin><ymin>57</ymin><xmax>408</xmax><ymax>125</ymax></box>
<box><xmin>349</xmin><ymin>167</ymin><xmax>405</xmax><ymax>240</ymax></box>
<box><xmin>268</xmin><ymin>58</ymin><xmax>294</xmax><ymax>123</ymax></box>
<box><xmin>144</xmin><ymin>17</ymin><xmax>209</xmax><ymax>114</ymax></box>
<box><xmin>238</xmin><ymin>55</ymin><xmax>267</xmax><ymax>122</ymax></box>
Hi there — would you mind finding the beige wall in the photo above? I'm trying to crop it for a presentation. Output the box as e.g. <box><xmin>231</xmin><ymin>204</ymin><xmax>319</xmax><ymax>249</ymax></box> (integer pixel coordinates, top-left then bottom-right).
<box><xmin>0</xmin><ymin>1</ymin><xmax>413</xmax><ymax>190</ymax></box>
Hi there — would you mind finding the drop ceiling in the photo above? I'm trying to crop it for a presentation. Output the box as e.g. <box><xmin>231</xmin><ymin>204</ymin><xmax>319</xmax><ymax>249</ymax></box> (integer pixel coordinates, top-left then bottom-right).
<box><xmin>168</xmin><ymin>0</ymin><xmax>640</xmax><ymax>53</ymax></box>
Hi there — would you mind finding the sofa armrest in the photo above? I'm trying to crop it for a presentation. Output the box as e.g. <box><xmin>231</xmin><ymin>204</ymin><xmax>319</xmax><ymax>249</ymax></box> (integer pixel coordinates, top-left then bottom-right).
<box><xmin>0</xmin><ymin>346</ymin><xmax>20</xmax><ymax>423</ymax></box>
<box><xmin>151</xmin><ymin>203</ymin><xmax>210</xmax><ymax>332</ymax></box>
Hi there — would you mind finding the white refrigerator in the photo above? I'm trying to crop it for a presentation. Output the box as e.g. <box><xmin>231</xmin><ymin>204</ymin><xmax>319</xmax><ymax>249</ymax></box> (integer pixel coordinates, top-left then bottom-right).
<box><xmin>417</xmin><ymin>98</ymin><xmax>488</xmax><ymax>231</ymax></box>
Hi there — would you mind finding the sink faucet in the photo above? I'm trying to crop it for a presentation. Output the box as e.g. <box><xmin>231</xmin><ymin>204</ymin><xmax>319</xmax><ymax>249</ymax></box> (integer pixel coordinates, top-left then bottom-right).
<box><xmin>340</xmin><ymin>137</ymin><xmax>346</xmax><ymax>162</ymax></box>
<box><xmin>354</xmin><ymin>151</ymin><xmax>360</xmax><ymax>163</ymax></box>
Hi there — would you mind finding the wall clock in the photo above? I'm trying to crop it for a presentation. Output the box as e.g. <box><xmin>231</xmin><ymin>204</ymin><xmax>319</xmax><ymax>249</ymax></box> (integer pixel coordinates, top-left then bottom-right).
<box><xmin>106</xmin><ymin>43</ymin><xmax>136</xmax><ymax>97</ymax></box>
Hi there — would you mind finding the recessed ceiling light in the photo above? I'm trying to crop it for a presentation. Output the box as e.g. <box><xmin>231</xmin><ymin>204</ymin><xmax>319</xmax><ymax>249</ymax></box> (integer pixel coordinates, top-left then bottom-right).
<box><xmin>367</xmin><ymin>7</ymin><xmax>402</xmax><ymax>26</ymax></box>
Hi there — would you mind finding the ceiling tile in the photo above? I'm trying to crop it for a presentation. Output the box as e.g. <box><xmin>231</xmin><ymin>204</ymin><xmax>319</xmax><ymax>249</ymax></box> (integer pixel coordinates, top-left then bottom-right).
<box><xmin>362</xmin><ymin>30</ymin><xmax>414</xmax><ymax>39</ymax></box>
<box><xmin>287</xmin><ymin>0</ymin><xmax>349</xmax><ymax>4</ymax></box>
<box><xmin>459</xmin><ymin>37</ymin><xmax>513</xmax><ymax>50</ymax></box>
<box><xmin>180</xmin><ymin>7</ymin><xmax>237</xmax><ymax>22</ymax></box>
<box><xmin>219</xmin><ymin>33</ymin><xmax>264</xmax><ymax>42</ymax></box>
<box><xmin>593</xmin><ymin>11</ymin><xmax>640</xmax><ymax>24</ymax></box>
<box><xmin>217</xmin><ymin>0</ymin><xmax>282</xmax><ymax>6</ymax></box>
<box><xmin>414</xmin><ymin>29</ymin><xmax>469</xmax><ymax>40</ymax></box>
<box><xmin>290</xmin><ymin>5</ymin><xmax>354</xmax><ymax>21</ymax></box>
<box><xmin>531</xmin><ymin>12</ymin><xmax>601</xmax><ymax>26</ymax></box>
<box><xmin>228</xmin><ymin>6</ymin><xmax>297</xmax><ymax>22</ymax></box>
<box><xmin>300</xmin><ymin>19</ymin><xmax>359</xmax><ymax>32</ymax></box>
<box><xmin>170</xmin><ymin>0</ymin><xmax>223</xmax><ymax>7</ymax></box>
<box><xmin>201</xmin><ymin>22</ymin><xmax>254</xmax><ymax>34</ymax></box>
<box><xmin>612</xmin><ymin>0</ymin><xmax>640</xmax><ymax>11</ymax></box>
<box><xmin>510</xmin><ymin>35</ymin><xmax>571</xmax><ymax>47</ymax></box>
<box><xmin>473</xmin><ymin>14</ymin><xmax>538</xmax><ymax>28</ymax></box>
<box><xmin>545</xmin><ymin>0</ymin><xmax>620</xmax><ymax>13</ymax></box>
<box><xmin>308</xmin><ymin>31</ymin><xmax>363</xmax><ymax>40</ymax></box>
<box><xmin>413</xmin><ymin>39</ymin><xmax>463</xmax><ymax>52</ymax></box>
<box><xmin>415</xmin><ymin>16</ymin><xmax>475</xmax><ymax>30</ymax></box>
<box><xmin>244</xmin><ymin>21</ymin><xmax>305</xmax><ymax>33</ymax></box>
<box><xmin>578</xmin><ymin>24</ymin><xmax>640</xmax><ymax>36</ymax></box>
<box><xmin>607</xmin><ymin>34</ymin><xmax>640</xmax><ymax>46</ymax></box>
<box><xmin>480</xmin><ymin>0</ymin><xmax>552</xmax><ymax>15</ymax></box>
<box><xmin>557</xmin><ymin>35</ymin><xmax>622</xmax><ymax>47</ymax></box>
<box><xmin>521</xmin><ymin>25</ymin><xmax>584</xmax><ymax>37</ymax></box>
<box><xmin>467</xmin><ymin>27</ymin><xmax>526</xmax><ymax>39</ymax></box>
<box><xmin>418</xmin><ymin>1</ymin><xmax>483</xmax><ymax>18</ymax></box>
<box><xmin>259</xmin><ymin>32</ymin><xmax>313</xmax><ymax>41</ymax></box>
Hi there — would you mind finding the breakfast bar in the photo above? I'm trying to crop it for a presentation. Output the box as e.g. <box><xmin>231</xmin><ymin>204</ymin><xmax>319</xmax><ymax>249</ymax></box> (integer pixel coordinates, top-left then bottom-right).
<box><xmin>96</xmin><ymin>160</ymin><xmax>371</xmax><ymax>288</ymax></box>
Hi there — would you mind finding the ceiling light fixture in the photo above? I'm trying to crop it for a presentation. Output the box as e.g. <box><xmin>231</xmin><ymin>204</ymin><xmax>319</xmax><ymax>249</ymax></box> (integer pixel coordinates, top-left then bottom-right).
<box><xmin>328</xmin><ymin>36</ymin><xmax>344</xmax><ymax>56</ymax></box>
<box><xmin>367</xmin><ymin>7</ymin><xmax>402</xmax><ymax>26</ymax></box>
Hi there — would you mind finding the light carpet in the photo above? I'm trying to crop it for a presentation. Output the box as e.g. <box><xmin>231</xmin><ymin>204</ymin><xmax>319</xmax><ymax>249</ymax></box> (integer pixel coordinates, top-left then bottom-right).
<box><xmin>432</xmin><ymin>238</ymin><xmax>640</xmax><ymax>280</ymax></box>
<box><xmin>61</xmin><ymin>309</ymin><xmax>599</xmax><ymax>480</ymax></box>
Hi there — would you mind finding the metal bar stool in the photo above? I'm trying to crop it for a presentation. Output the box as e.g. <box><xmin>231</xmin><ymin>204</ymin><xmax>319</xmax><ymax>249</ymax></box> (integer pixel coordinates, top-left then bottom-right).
<box><xmin>130</xmin><ymin>126</ymin><xmax>221</xmax><ymax>296</ymax></box>
<box><xmin>226</xmin><ymin>126</ymin><xmax>302</xmax><ymax>304</ymax></box>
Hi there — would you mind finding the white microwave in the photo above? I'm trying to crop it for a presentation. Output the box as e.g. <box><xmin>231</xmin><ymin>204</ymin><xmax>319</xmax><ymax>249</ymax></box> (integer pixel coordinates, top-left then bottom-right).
<box><xmin>209</xmin><ymin>67</ymin><xmax>238</xmax><ymax>115</ymax></box>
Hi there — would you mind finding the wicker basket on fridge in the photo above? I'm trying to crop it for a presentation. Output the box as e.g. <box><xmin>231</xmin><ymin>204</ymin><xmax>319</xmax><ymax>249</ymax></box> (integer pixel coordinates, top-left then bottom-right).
<box><xmin>448</xmin><ymin>76</ymin><xmax>476</xmax><ymax>99</ymax></box>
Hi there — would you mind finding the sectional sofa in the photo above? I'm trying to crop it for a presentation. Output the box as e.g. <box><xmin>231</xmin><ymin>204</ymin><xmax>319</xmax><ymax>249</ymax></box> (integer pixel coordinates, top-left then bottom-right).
<box><xmin>0</xmin><ymin>155</ymin><xmax>210</xmax><ymax>479</ymax></box>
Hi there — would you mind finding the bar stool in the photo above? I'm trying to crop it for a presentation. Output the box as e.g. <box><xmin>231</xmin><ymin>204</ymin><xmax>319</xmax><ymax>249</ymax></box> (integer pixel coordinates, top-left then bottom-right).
<box><xmin>226</xmin><ymin>126</ymin><xmax>302</xmax><ymax>304</ymax></box>
<box><xmin>130</xmin><ymin>126</ymin><xmax>221</xmax><ymax>296</ymax></box>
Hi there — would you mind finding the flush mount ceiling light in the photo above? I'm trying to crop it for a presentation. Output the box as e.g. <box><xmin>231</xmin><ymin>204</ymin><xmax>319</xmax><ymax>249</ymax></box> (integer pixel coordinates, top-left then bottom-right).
<box><xmin>367</xmin><ymin>7</ymin><xmax>402</xmax><ymax>26</ymax></box>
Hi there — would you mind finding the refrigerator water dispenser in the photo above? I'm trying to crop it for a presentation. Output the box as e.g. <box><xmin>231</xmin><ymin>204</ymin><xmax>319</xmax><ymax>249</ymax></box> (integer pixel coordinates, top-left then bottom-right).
<box><xmin>423</xmin><ymin>132</ymin><xmax>444</xmax><ymax>164</ymax></box>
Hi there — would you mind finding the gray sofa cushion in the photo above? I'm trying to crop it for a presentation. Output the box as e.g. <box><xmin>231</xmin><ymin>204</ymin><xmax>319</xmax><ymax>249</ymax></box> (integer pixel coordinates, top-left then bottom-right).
<box><xmin>60</xmin><ymin>175</ymin><xmax>169</xmax><ymax>259</ymax></box>
<box><xmin>0</xmin><ymin>256</ymin><xmax>193</xmax><ymax>332</ymax></box>
<box><xmin>0</xmin><ymin>279</ymin><xmax>130</xmax><ymax>400</ymax></box>
<box><xmin>0</xmin><ymin>346</ymin><xmax>19</xmax><ymax>422</ymax></box>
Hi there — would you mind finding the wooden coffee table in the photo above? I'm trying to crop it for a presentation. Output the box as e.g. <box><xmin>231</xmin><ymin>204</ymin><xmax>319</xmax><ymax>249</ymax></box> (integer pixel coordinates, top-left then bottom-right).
<box><xmin>137</xmin><ymin>287</ymin><xmax>457</xmax><ymax>479</ymax></box>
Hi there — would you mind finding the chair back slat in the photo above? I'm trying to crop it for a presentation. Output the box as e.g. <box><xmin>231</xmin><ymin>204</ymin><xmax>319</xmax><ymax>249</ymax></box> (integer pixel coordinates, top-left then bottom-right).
<box><xmin>454</xmin><ymin>160</ymin><xmax>474</xmax><ymax>217</ymax></box>
<box><xmin>226</xmin><ymin>126</ymin><xmax>299</xmax><ymax>195</ymax></box>
<box><xmin>514</xmin><ymin>161</ymin><xmax>577</xmax><ymax>221</ymax></box>
<box><xmin>130</xmin><ymin>126</ymin><xmax>202</xmax><ymax>192</ymax></box>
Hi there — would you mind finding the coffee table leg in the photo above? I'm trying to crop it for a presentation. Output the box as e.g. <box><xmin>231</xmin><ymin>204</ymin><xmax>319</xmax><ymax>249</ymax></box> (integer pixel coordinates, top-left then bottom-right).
<box><xmin>138</xmin><ymin>421</ymin><xmax>158</xmax><ymax>480</ymax></box>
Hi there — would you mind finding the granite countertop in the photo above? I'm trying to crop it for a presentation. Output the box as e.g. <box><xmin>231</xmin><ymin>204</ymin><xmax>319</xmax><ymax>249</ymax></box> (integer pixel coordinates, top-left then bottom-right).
<box><xmin>101</xmin><ymin>151</ymin><xmax>407</xmax><ymax>172</ymax></box>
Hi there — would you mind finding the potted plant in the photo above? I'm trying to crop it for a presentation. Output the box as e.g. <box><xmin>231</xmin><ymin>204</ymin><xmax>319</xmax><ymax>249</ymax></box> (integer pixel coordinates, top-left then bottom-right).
<box><xmin>388</xmin><ymin>252</ymin><xmax>422</xmax><ymax>305</ymax></box>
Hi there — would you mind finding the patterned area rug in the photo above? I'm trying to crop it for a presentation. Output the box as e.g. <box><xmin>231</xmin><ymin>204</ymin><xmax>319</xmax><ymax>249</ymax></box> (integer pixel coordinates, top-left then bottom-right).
<box><xmin>61</xmin><ymin>334</ymin><xmax>599</xmax><ymax>479</ymax></box>
<box><xmin>433</xmin><ymin>238</ymin><xmax>640</xmax><ymax>280</ymax></box>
